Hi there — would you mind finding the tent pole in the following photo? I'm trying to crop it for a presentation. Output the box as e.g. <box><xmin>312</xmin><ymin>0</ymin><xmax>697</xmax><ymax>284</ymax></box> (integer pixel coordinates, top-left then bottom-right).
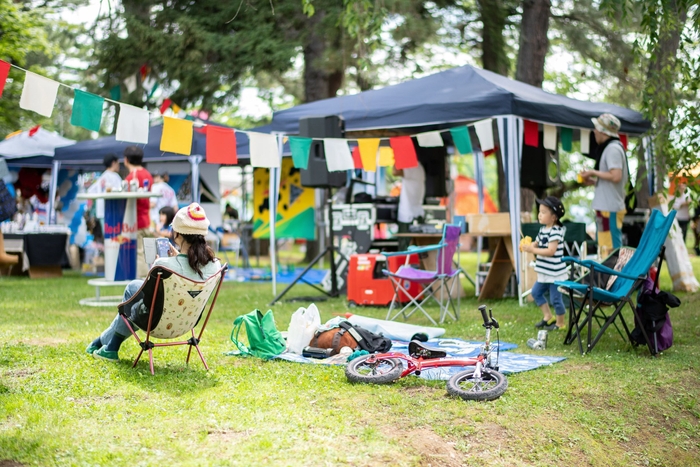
<box><xmin>474</xmin><ymin>149</ymin><xmax>485</xmax><ymax>296</ymax></box>
<box><xmin>269</xmin><ymin>133</ymin><xmax>284</xmax><ymax>296</ymax></box>
<box><xmin>188</xmin><ymin>155</ymin><xmax>203</xmax><ymax>203</ymax></box>
<box><xmin>48</xmin><ymin>160</ymin><xmax>61</xmax><ymax>225</ymax></box>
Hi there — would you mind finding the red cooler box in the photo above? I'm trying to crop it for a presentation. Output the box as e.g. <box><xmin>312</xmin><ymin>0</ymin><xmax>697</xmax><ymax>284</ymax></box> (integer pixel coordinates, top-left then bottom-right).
<box><xmin>347</xmin><ymin>253</ymin><xmax>422</xmax><ymax>306</ymax></box>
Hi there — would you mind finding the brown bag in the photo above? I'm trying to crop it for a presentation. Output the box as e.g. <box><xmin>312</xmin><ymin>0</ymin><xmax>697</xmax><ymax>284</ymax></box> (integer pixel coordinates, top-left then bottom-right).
<box><xmin>310</xmin><ymin>328</ymin><xmax>359</xmax><ymax>355</ymax></box>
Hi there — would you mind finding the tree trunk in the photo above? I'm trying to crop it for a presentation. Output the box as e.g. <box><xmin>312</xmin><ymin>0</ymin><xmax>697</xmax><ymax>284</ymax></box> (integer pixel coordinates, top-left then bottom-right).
<box><xmin>476</xmin><ymin>0</ymin><xmax>509</xmax><ymax>76</ymax></box>
<box><xmin>515</xmin><ymin>0</ymin><xmax>551</xmax><ymax>214</ymax></box>
<box><xmin>647</xmin><ymin>1</ymin><xmax>687</xmax><ymax>193</ymax></box>
<box><xmin>635</xmin><ymin>141</ymin><xmax>650</xmax><ymax>209</ymax></box>
<box><xmin>515</xmin><ymin>0</ymin><xmax>551</xmax><ymax>88</ymax></box>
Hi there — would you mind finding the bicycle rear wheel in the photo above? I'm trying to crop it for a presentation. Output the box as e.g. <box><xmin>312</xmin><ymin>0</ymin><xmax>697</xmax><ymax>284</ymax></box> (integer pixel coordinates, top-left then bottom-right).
<box><xmin>345</xmin><ymin>355</ymin><xmax>403</xmax><ymax>384</ymax></box>
<box><xmin>446</xmin><ymin>368</ymin><xmax>508</xmax><ymax>401</ymax></box>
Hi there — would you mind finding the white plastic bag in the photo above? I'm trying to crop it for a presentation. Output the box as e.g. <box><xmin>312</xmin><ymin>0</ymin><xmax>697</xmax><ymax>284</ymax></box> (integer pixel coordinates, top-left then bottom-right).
<box><xmin>286</xmin><ymin>303</ymin><xmax>321</xmax><ymax>354</ymax></box>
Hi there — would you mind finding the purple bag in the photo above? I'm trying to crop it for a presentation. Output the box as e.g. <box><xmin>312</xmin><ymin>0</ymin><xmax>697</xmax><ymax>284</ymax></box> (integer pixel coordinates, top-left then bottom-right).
<box><xmin>654</xmin><ymin>313</ymin><xmax>673</xmax><ymax>352</ymax></box>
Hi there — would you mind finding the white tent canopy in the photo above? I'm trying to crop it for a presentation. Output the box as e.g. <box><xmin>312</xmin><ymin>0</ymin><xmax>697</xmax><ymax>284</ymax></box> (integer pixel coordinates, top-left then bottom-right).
<box><xmin>0</xmin><ymin>127</ymin><xmax>75</xmax><ymax>158</ymax></box>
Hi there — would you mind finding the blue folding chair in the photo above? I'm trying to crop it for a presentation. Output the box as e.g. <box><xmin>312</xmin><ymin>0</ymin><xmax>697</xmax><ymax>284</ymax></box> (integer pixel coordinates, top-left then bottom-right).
<box><xmin>554</xmin><ymin>209</ymin><xmax>676</xmax><ymax>355</ymax></box>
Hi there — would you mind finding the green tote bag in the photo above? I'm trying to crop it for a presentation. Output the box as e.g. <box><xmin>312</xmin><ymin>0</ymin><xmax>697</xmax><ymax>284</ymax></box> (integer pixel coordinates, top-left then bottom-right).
<box><xmin>230</xmin><ymin>309</ymin><xmax>287</xmax><ymax>359</ymax></box>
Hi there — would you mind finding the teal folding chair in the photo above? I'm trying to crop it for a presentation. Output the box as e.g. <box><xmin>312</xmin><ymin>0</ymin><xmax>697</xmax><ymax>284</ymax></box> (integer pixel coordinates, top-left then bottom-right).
<box><xmin>554</xmin><ymin>209</ymin><xmax>676</xmax><ymax>355</ymax></box>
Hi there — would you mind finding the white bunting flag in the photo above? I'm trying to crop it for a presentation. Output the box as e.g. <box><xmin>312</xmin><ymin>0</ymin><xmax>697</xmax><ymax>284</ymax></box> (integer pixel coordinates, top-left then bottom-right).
<box><xmin>474</xmin><ymin>119</ymin><xmax>494</xmax><ymax>152</ymax></box>
<box><xmin>416</xmin><ymin>131</ymin><xmax>444</xmax><ymax>147</ymax></box>
<box><xmin>543</xmin><ymin>124</ymin><xmax>557</xmax><ymax>150</ymax></box>
<box><xmin>580</xmin><ymin>129</ymin><xmax>591</xmax><ymax>154</ymax></box>
<box><xmin>19</xmin><ymin>72</ymin><xmax>60</xmax><ymax>118</ymax></box>
<box><xmin>124</xmin><ymin>74</ymin><xmax>138</xmax><ymax>94</ymax></box>
<box><xmin>323</xmin><ymin>138</ymin><xmax>354</xmax><ymax>172</ymax></box>
<box><xmin>249</xmin><ymin>132</ymin><xmax>280</xmax><ymax>168</ymax></box>
<box><xmin>116</xmin><ymin>104</ymin><xmax>150</xmax><ymax>144</ymax></box>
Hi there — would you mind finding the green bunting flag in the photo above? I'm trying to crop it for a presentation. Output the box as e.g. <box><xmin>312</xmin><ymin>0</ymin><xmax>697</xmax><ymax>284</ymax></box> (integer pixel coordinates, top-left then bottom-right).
<box><xmin>71</xmin><ymin>89</ymin><xmax>104</xmax><ymax>132</ymax></box>
<box><xmin>560</xmin><ymin>127</ymin><xmax>573</xmax><ymax>152</ymax></box>
<box><xmin>449</xmin><ymin>126</ymin><xmax>473</xmax><ymax>155</ymax></box>
<box><xmin>109</xmin><ymin>85</ymin><xmax>121</xmax><ymax>101</ymax></box>
<box><xmin>289</xmin><ymin>136</ymin><xmax>313</xmax><ymax>169</ymax></box>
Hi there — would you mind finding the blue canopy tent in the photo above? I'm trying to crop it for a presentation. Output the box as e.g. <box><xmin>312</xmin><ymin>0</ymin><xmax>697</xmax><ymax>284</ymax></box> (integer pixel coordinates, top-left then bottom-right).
<box><xmin>265</xmin><ymin>64</ymin><xmax>651</xmax><ymax>303</ymax></box>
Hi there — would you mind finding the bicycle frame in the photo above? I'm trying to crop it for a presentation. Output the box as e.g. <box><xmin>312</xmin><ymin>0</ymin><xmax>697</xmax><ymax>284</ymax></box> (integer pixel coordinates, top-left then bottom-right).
<box><xmin>363</xmin><ymin>304</ymin><xmax>498</xmax><ymax>379</ymax></box>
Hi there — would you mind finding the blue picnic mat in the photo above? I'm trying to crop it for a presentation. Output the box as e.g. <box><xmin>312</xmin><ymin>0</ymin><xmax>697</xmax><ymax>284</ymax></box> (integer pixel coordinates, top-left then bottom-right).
<box><xmin>226</xmin><ymin>267</ymin><xmax>328</xmax><ymax>284</ymax></box>
<box><xmin>274</xmin><ymin>337</ymin><xmax>565</xmax><ymax>379</ymax></box>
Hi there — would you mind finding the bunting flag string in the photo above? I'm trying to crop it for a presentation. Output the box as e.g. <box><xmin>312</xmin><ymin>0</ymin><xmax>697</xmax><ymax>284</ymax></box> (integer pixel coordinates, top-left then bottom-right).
<box><xmin>0</xmin><ymin>62</ymin><xmax>631</xmax><ymax>171</ymax></box>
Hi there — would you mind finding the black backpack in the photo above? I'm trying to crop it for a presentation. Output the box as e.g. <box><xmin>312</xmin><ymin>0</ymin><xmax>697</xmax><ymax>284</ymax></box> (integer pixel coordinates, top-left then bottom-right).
<box><xmin>338</xmin><ymin>321</ymin><xmax>392</xmax><ymax>353</ymax></box>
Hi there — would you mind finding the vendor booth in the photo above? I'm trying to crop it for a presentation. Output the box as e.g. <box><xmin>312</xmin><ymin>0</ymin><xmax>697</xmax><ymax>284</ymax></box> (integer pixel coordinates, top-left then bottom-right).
<box><xmin>262</xmin><ymin>64</ymin><xmax>651</xmax><ymax>304</ymax></box>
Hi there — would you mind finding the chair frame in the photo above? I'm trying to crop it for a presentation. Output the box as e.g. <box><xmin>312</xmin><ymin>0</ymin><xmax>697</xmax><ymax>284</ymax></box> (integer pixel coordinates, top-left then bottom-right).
<box><xmin>118</xmin><ymin>264</ymin><xmax>227</xmax><ymax>375</ymax></box>
<box><xmin>561</xmin><ymin>248</ymin><xmax>667</xmax><ymax>356</ymax></box>
<box><xmin>383</xmin><ymin>224</ymin><xmax>462</xmax><ymax>325</ymax></box>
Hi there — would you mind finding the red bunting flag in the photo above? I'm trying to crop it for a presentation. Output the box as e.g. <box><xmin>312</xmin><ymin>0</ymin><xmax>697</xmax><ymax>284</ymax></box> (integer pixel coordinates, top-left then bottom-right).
<box><xmin>351</xmin><ymin>146</ymin><xmax>363</xmax><ymax>169</ymax></box>
<box><xmin>159</xmin><ymin>98</ymin><xmax>172</xmax><ymax>115</ymax></box>
<box><xmin>206</xmin><ymin>126</ymin><xmax>237</xmax><ymax>164</ymax></box>
<box><xmin>0</xmin><ymin>60</ymin><xmax>10</xmax><ymax>98</ymax></box>
<box><xmin>524</xmin><ymin>119</ymin><xmax>539</xmax><ymax>147</ymax></box>
<box><xmin>139</xmin><ymin>64</ymin><xmax>150</xmax><ymax>80</ymax></box>
<box><xmin>619</xmin><ymin>133</ymin><xmax>628</xmax><ymax>150</ymax></box>
<box><xmin>389</xmin><ymin>136</ymin><xmax>418</xmax><ymax>169</ymax></box>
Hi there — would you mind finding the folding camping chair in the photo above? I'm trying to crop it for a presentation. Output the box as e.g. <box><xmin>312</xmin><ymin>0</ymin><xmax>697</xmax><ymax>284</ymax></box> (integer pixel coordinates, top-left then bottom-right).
<box><xmin>118</xmin><ymin>264</ymin><xmax>227</xmax><ymax>375</ymax></box>
<box><xmin>554</xmin><ymin>209</ymin><xmax>676</xmax><ymax>355</ymax></box>
<box><xmin>382</xmin><ymin>224</ymin><xmax>462</xmax><ymax>325</ymax></box>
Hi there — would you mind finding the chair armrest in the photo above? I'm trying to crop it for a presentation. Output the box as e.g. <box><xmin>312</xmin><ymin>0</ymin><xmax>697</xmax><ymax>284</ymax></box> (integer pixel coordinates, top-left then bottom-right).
<box><xmin>382</xmin><ymin>243</ymin><xmax>445</xmax><ymax>256</ymax></box>
<box><xmin>587</xmin><ymin>262</ymin><xmax>643</xmax><ymax>281</ymax></box>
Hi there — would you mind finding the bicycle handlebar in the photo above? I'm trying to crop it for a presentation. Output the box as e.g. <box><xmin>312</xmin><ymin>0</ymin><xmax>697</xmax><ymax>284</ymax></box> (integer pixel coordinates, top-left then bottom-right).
<box><xmin>478</xmin><ymin>305</ymin><xmax>489</xmax><ymax>325</ymax></box>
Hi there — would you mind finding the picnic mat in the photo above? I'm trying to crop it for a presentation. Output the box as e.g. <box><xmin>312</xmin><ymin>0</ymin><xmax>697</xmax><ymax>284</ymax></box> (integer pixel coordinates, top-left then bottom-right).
<box><xmin>225</xmin><ymin>267</ymin><xmax>328</xmax><ymax>284</ymax></box>
<box><xmin>274</xmin><ymin>338</ymin><xmax>565</xmax><ymax>380</ymax></box>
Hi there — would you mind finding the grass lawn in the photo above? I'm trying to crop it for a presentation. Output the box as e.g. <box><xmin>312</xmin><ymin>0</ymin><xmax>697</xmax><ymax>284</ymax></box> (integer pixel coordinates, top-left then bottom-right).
<box><xmin>1</xmin><ymin>253</ymin><xmax>699</xmax><ymax>466</ymax></box>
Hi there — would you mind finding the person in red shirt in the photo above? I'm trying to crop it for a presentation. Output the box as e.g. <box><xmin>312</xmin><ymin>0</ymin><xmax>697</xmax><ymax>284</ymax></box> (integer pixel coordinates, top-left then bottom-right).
<box><xmin>123</xmin><ymin>146</ymin><xmax>154</xmax><ymax>277</ymax></box>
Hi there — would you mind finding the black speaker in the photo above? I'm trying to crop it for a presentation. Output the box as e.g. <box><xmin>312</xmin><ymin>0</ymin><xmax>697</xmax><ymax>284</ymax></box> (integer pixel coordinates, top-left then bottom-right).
<box><xmin>300</xmin><ymin>116</ymin><xmax>348</xmax><ymax>188</ymax></box>
<box><xmin>520</xmin><ymin>133</ymin><xmax>560</xmax><ymax>195</ymax></box>
<box><xmin>415</xmin><ymin>144</ymin><xmax>448</xmax><ymax>198</ymax></box>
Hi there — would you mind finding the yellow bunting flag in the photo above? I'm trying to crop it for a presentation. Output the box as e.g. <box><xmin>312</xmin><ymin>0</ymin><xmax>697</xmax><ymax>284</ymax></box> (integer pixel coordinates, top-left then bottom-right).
<box><xmin>160</xmin><ymin>116</ymin><xmax>193</xmax><ymax>155</ymax></box>
<box><xmin>357</xmin><ymin>138</ymin><xmax>380</xmax><ymax>172</ymax></box>
<box><xmin>378</xmin><ymin>146</ymin><xmax>395</xmax><ymax>167</ymax></box>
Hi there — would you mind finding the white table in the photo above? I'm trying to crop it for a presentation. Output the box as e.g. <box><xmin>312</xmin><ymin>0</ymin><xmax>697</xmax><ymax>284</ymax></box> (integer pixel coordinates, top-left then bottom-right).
<box><xmin>79</xmin><ymin>279</ymin><xmax>132</xmax><ymax>307</ymax></box>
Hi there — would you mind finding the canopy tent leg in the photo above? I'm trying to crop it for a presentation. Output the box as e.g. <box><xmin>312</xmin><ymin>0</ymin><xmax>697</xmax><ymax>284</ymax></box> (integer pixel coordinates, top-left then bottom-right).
<box><xmin>474</xmin><ymin>149</ymin><xmax>485</xmax><ymax>296</ymax></box>
<box><xmin>268</xmin><ymin>133</ymin><xmax>284</xmax><ymax>296</ymax></box>
<box><xmin>497</xmin><ymin>116</ymin><xmax>524</xmax><ymax>306</ymax></box>
<box><xmin>48</xmin><ymin>160</ymin><xmax>61</xmax><ymax>225</ymax></box>
<box><xmin>188</xmin><ymin>155</ymin><xmax>203</xmax><ymax>203</ymax></box>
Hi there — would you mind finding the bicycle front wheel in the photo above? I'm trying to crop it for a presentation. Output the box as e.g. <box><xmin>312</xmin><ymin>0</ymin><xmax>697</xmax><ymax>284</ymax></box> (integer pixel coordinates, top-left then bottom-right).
<box><xmin>446</xmin><ymin>368</ymin><xmax>508</xmax><ymax>401</ymax></box>
<box><xmin>345</xmin><ymin>355</ymin><xmax>403</xmax><ymax>384</ymax></box>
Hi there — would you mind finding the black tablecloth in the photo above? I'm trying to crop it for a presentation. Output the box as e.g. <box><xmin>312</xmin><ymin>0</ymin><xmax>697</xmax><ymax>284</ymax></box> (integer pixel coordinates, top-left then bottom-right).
<box><xmin>5</xmin><ymin>233</ymin><xmax>70</xmax><ymax>267</ymax></box>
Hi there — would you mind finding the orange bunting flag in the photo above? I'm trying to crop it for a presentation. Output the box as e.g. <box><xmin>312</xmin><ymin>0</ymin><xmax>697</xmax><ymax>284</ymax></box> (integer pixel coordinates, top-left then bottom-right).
<box><xmin>206</xmin><ymin>126</ymin><xmax>237</xmax><ymax>164</ymax></box>
<box><xmin>160</xmin><ymin>116</ymin><xmax>193</xmax><ymax>155</ymax></box>
<box><xmin>351</xmin><ymin>146</ymin><xmax>363</xmax><ymax>169</ymax></box>
<box><xmin>378</xmin><ymin>147</ymin><xmax>394</xmax><ymax>167</ymax></box>
<box><xmin>357</xmin><ymin>138</ymin><xmax>380</xmax><ymax>172</ymax></box>
<box><xmin>389</xmin><ymin>136</ymin><xmax>418</xmax><ymax>169</ymax></box>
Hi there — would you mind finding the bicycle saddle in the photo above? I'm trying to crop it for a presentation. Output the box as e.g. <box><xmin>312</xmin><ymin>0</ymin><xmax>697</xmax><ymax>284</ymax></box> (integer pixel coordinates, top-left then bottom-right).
<box><xmin>408</xmin><ymin>340</ymin><xmax>447</xmax><ymax>359</ymax></box>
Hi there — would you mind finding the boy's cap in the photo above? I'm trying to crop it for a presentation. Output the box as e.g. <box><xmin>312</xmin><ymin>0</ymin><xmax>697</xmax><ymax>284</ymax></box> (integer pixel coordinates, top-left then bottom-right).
<box><xmin>536</xmin><ymin>196</ymin><xmax>565</xmax><ymax>224</ymax></box>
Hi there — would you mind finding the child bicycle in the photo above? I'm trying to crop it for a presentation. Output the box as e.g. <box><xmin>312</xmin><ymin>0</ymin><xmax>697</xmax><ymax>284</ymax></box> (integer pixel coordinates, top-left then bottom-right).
<box><xmin>345</xmin><ymin>305</ymin><xmax>507</xmax><ymax>401</ymax></box>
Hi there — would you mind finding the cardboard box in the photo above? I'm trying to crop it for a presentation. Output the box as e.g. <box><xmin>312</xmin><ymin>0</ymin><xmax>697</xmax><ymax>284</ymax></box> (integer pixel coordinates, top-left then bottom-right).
<box><xmin>466</xmin><ymin>213</ymin><xmax>511</xmax><ymax>236</ymax></box>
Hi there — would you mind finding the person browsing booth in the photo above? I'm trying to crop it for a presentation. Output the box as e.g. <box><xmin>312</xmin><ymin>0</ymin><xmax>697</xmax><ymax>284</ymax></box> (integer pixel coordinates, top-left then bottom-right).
<box><xmin>123</xmin><ymin>146</ymin><xmax>155</xmax><ymax>278</ymax></box>
<box><xmin>521</xmin><ymin>196</ymin><xmax>567</xmax><ymax>331</ymax></box>
<box><xmin>87</xmin><ymin>203</ymin><xmax>222</xmax><ymax>362</ymax></box>
<box><xmin>394</xmin><ymin>162</ymin><xmax>426</xmax><ymax>251</ymax></box>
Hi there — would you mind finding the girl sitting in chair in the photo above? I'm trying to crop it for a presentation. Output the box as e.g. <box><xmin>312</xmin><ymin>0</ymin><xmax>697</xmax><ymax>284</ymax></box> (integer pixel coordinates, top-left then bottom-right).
<box><xmin>87</xmin><ymin>203</ymin><xmax>221</xmax><ymax>362</ymax></box>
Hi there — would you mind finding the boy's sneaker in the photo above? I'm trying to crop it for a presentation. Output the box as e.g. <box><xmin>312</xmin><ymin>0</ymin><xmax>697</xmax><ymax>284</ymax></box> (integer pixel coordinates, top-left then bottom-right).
<box><xmin>93</xmin><ymin>346</ymin><xmax>119</xmax><ymax>362</ymax></box>
<box><xmin>544</xmin><ymin>323</ymin><xmax>563</xmax><ymax>331</ymax></box>
<box><xmin>85</xmin><ymin>343</ymin><xmax>100</xmax><ymax>355</ymax></box>
<box><xmin>535</xmin><ymin>318</ymin><xmax>556</xmax><ymax>329</ymax></box>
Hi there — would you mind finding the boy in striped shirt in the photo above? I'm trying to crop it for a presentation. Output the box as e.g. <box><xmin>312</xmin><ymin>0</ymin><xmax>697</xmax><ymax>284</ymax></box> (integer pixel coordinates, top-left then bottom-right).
<box><xmin>521</xmin><ymin>196</ymin><xmax>567</xmax><ymax>331</ymax></box>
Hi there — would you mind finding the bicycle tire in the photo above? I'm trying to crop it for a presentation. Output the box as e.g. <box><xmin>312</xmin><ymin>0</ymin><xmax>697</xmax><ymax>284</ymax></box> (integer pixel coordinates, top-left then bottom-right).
<box><xmin>345</xmin><ymin>354</ymin><xmax>403</xmax><ymax>384</ymax></box>
<box><xmin>446</xmin><ymin>368</ymin><xmax>508</xmax><ymax>401</ymax></box>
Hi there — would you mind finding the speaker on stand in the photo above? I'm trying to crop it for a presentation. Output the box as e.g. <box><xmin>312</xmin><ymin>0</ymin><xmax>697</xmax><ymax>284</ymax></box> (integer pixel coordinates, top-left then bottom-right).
<box><xmin>520</xmin><ymin>132</ymin><xmax>560</xmax><ymax>198</ymax></box>
<box><xmin>269</xmin><ymin>115</ymin><xmax>348</xmax><ymax>305</ymax></box>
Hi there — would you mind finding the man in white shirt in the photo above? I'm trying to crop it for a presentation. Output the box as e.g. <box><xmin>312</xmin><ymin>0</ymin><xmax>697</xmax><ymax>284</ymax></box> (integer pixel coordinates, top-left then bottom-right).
<box><xmin>394</xmin><ymin>162</ymin><xmax>426</xmax><ymax>250</ymax></box>
<box><xmin>87</xmin><ymin>154</ymin><xmax>122</xmax><ymax>219</ymax></box>
<box><xmin>150</xmin><ymin>171</ymin><xmax>179</xmax><ymax>228</ymax></box>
